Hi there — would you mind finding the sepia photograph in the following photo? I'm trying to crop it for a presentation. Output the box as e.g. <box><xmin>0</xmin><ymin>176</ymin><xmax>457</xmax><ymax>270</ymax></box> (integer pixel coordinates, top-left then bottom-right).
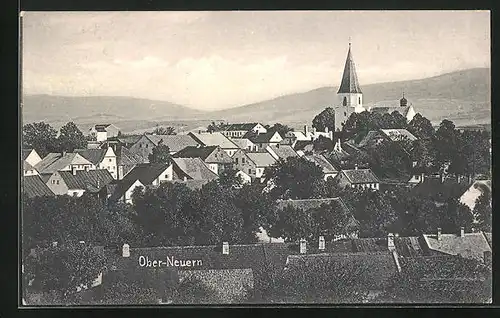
<box><xmin>20</xmin><ymin>10</ymin><xmax>492</xmax><ymax>305</ymax></box>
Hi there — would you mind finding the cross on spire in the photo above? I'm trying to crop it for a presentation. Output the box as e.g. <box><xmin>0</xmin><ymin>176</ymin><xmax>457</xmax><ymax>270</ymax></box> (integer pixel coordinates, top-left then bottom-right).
<box><xmin>348</xmin><ymin>36</ymin><xmax>352</xmax><ymax>47</ymax></box>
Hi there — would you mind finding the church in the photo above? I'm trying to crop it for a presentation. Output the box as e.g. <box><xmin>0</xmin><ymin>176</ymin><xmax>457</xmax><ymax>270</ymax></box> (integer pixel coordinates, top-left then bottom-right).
<box><xmin>333</xmin><ymin>43</ymin><xmax>416</xmax><ymax>132</ymax></box>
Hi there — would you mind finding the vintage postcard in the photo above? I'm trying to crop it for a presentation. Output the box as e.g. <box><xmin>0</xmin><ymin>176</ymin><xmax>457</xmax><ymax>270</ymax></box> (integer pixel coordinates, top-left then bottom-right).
<box><xmin>20</xmin><ymin>11</ymin><xmax>491</xmax><ymax>305</ymax></box>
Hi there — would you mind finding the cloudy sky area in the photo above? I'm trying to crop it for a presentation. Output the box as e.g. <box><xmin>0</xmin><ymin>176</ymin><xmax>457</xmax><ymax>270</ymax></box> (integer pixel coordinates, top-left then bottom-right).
<box><xmin>22</xmin><ymin>11</ymin><xmax>490</xmax><ymax>110</ymax></box>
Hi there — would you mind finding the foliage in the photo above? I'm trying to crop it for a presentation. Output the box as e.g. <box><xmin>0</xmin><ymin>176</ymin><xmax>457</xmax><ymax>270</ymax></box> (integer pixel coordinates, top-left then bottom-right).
<box><xmin>342</xmin><ymin>111</ymin><xmax>408</xmax><ymax>141</ymax></box>
<box><xmin>22</xmin><ymin>121</ymin><xmax>59</xmax><ymax>158</ymax></box>
<box><xmin>313</xmin><ymin>135</ymin><xmax>334</xmax><ymax>152</ymax></box>
<box><xmin>411</xmin><ymin>138</ymin><xmax>438</xmax><ymax>174</ymax></box>
<box><xmin>23</xmin><ymin>242</ymin><xmax>106</xmax><ymax>300</ymax></box>
<box><xmin>101</xmin><ymin>202</ymin><xmax>144</xmax><ymax>246</ymax></box>
<box><xmin>267</xmin><ymin>205</ymin><xmax>314</xmax><ymax>242</ymax></box>
<box><xmin>265</xmin><ymin>157</ymin><xmax>327</xmax><ymax>200</ymax></box>
<box><xmin>364</xmin><ymin>137</ymin><xmax>411</xmax><ymax>180</ymax></box>
<box><xmin>266</xmin><ymin>123</ymin><xmax>293</xmax><ymax>137</ymax></box>
<box><xmin>58</xmin><ymin>122</ymin><xmax>87</xmax><ymax>152</ymax></box>
<box><xmin>473</xmin><ymin>191</ymin><xmax>492</xmax><ymax>232</ymax></box>
<box><xmin>407</xmin><ymin>113</ymin><xmax>435</xmax><ymax>140</ymax></box>
<box><xmin>312</xmin><ymin>107</ymin><xmax>335</xmax><ymax>132</ymax></box>
<box><xmin>310</xmin><ymin>202</ymin><xmax>357</xmax><ymax>240</ymax></box>
<box><xmin>207</xmin><ymin>121</ymin><xmax>228</xmax><ymax>133</ymax></box>
<box><xmin>434</xmin><ymin>119</ymin><xmax>459</xmax><ymax>167</ymax></box>
<box><xmin>148</xmin><ymin>140</ymin><xmax>171</xmax><ymax>164</ymax></box>
<box><xmin>152</xmin><ymin>125</ymin><xmax>176</xmax><ymax>135</ymax></box>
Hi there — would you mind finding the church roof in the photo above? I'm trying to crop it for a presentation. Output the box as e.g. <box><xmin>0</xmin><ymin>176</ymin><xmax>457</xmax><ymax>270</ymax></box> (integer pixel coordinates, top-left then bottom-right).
<box><xmin>337</xmin><ymin>44</ymin><xmax>362</xmax><ymax>94</ymax></box>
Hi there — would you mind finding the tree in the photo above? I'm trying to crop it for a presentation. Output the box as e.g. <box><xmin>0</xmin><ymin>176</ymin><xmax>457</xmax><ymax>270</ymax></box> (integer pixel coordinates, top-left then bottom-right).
<box><xmin>265</xmin><ymin>157</ymin><xmax>326</xmax><ymax>200</ymax></box>
<box><xmin>365</xmin><ymin>138</ymin><xmax>411</xmax><ymax>180</ymax></box>
<box><xmin>207</xmin><ymin>121</ymin><xmax>227</xmax><ymax>133</ymax></box>
<box><xmin>22</xmin><ymin>121</ymin><xmax>59</xmax><ymax>157</ymax></box>
<box><xmin>474</xmin><ymin>191</ymin><xmax>492</xmax><ymax>232</ymax></box>
<box><xmin>313</xmin><ymin>135</ymin><xmax>334</xmax><ymax>152</ymax></box>
<box><xmin>148</xmin><ymin>140</ymin><xmax>171</xmax><ymax>164</ymax></box>
<box><xmin>439</xmin><ymin>198</ymin><xmax>473</xmax><ymax>233</ymax></box>
<box><xmin>267</xmin><ymin>205</ymin><xmax>314</xmax><ymax>242</ymax></box>
<box><xmin>407</xmin><ymin>113</ymin><xmax>435</xmax><ymax>140</ymax></box>
<box><xmin>434</xmin><ymin>119</ymin><xmax>459</xmax><ymax>168</ymax></box>
<box><xmin>101</xmin><ymin>202</ymin><xmax>144</xmax><ymax>246</ymax></box>
<box><xmin>58</xmin><ymin>122</ymin><xmax>87</xmax><ymax>152</ymax></box>
<box><xmin>152</xmin><ymin>125</ymin><xmax>176</xmax><ymax>135</ymax></box>
<box><xmin>267</xmin><ymin>123</ymin><xmax>293</xmax><ymax>137</ymax></box>
<box><xmin>310</xmin><ymin>202</ymin><xmax>358</xmax><ymax>240</ymax></box>
<box><xmin>399</xmin><ymin>196</ymin><xmax>441</xmax><ymax>236</ymax></box>
<box><xmin>411</xmin><ymin>138</ymin><xmax>438</xmax><ymax>174</ymax></box>
<box><xmin>23</xmin><ymin>242</ymin><xmax>106</xmax><ymax>303</ymax></box>
<box><xmin>312</xmin><ymin>107</ymin><xmax>335</xmax><ymax>132</ymax></box>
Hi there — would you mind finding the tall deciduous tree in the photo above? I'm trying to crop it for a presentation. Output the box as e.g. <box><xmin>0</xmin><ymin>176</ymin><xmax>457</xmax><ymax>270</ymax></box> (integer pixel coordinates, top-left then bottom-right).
<box><xmin>473</xmin><ymin>191</ymin><xmax>492</xmax><ymax>232</ymax></box>
<box><xmin>265</xmin><ymin>157</ymin><xmax>327</xmax><ymax>200</ymax></box>
<box><xmin>434</xmin><ymin>119</ymin><xmax>459</xmax><ymax>168</ymax></box>
<box><xmin>22</xmin><ymin>122</ymin><xmax>59</xmax><ymax>157</ymax></box>
<box><xmin>152</xmin><ymin>125</ymin><xmax>176</xmax><ymax>135</ymax></box>
<box><xmin>268</xmin><ymin>205</ymin><xmax>314</xmax><ymax>242</ymax></box>
<box><xmin>349</xmin><ymin>190</ymin><xmax>398</xmax><ymax>237</ymax></box>
<box><xmin>58</xmin><ymin>122</ymin><xmax>87</xmax><ymax>152</ymax></box>
<box><xmin>23</xmin><ymin>242</ymin><xmax>106</xmax><ymax>302</ymax></box>
<box><xmin>148</xmin><ymin>140</ymin><xmax>171</xmax><ymax>164</ymax></box>
<box><xmin>407</xmin><ymin>113</ymin><xmax>435</xmax><ymax>140</ymax></box>
<box><xmin>312</xmin><ymin>107</ymin><xmax>336</xmax><ymax>132</ymax></box>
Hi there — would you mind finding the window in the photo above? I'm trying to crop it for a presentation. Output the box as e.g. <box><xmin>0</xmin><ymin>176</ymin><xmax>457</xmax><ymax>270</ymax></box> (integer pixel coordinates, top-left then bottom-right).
<box><xmin>248</xmin><ymin>169</ymin><xmax>252</xmax><ymax>174</ymax></box>
<box><xmin>343</xmin><ymin>97</ymin><xmax>347</xmax><ymax>106</ymax></box>
<box><xmin>56</xmin><ymin>180</ymin><xmax>59</xmax><ymax>185</ymax></box>
<box><xmin>146</xmin><ymin>144</ymin><xmax>148</xmax><ymax>148</ymax></box>
<box><xmin>139</xmin><ymin>144</ymin><xmax>142</xmax><ymax>148</ymax></box>
<box><xmin>358</xmin><ymin>97</ymin><xmax>361</xmax><ymax>104</ymax></box>
<box><xmin>109</xmin><ymin>158</ymin><xmax>112</xmax><ymax>162</ymax></box>
<box><xmin>242</xmin><ymin>157</ymin><xmax>245</xmax><ymax>164</ymax></box>
<box><xmin>344</xmin><ymin>112</ymin><xmax>347</xmax><ymax>116</ymax></box>
<box><xmin>51</xmin><ymin>180</ymin><xmax>55</xmax><ymax>184</ymax></box>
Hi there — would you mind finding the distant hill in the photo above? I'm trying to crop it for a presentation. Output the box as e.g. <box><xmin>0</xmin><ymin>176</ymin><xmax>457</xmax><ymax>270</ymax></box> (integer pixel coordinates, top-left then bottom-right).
<box><xmin>206</xmin><ymin>68</ymin><xmax>491</xmax><ymax>129</ymax></box>
<box><xmin>22</xmin><ymin>95</ymin><xmax>205</xmax><ymax>131</ymax></box>
<box><xmin>22</xmin><ymin>68</ymin><xmax>490</xmax><ymax>133</ymax></box>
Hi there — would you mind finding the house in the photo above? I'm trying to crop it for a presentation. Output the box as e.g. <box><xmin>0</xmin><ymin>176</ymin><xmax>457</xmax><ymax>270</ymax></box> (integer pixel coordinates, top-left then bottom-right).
<box><xmin>221</xmin><ymin>123</ymin><xmax>267</xmax><ymax>139</ymax></box>
<box><xmin>243</xmin><ymin>152</ymin><xmax>277</xmax><ymax>178</ymax></box>
<box><xmin>35</xmin><ymin>153</ymin><xmax>95</xmax><ymax>180</ymax></box>
<box><xmin>231</xmin><ymin>138</ymin><xmax>259</xmax><ymax>152</ymax></box>
<box><xmin>22</xmin><ymin>175</ymin><xmax>55</xmax><ymax>198</ymax></box>
<box><xmin>170</xmin><ymin>157</ymin><xmax>219</xmax><ymax>182</ymax></box>
<box><xmin>129</xmin><ymin>134</ymin><xmax>201</xmax><ymax>162</ymax></box>
<box><xmin>173</xmin><ymin>145</ymin><xmax>233</xmax><ymax>175</ymax></box>
<box><xmin>101</xmin><ymin>135</ymin><xmax>143</xmax><ymax>152</ymax></box>
<box><xmin>249</xmin><ymin>131</ymin><xmax>283</xmax><ymax>150</ymax></box>
<box><xmin>22</xmin><ymin>148</ymin><xmax>42</xmax><ymax>167</ymax></box>
<box><xmin>89</xmin><ymin>124</ymin><xmax>120</xmax><ymax>142</ymax></box>
<box><xmin>293</xmin><ymin>140</ymin><xmax>315</xmax><ymax>157</ymax></box>
<box><xmin>459</xmin><ymin>180</ymin><xmax>491</xmax><ymax>212</ymax></box>
<box><xmin>235</xmin><ymin>170</ymin><xmax>252</xmax><ymax>185</ymax></box>
<box><xmin>358</xmin><ymin>129</ymin><xmax>417</xmax><ymax>148</ymax></box>
<box><xmin>46</xmin><ymin>169</ymin><xmax>114</xmax><ymax>197</ymax></box>
<box><xmin>302</xmin><ymin>125</ymin><xmax>334</xmax><ymax>141</ymax></box>
<box><xmin>367</xmin><ymin>104</ymin><xmax>417</xmax><ymax>123</ymax></box>
<box><xmin>421</xmin><ymin>228</ymin><xmax>491</xmax><ymax>262</ymax></box>
<box><xmin>334</xmin><ymin>168</ymin><xmax>380</xmax><ymax>190</ymax></box>
<box><xmin>284</xmin><ymin>131</ymin><xmax>310</xmax><ymax>146</ymax></box>
<box><xmin>23</xmin><ymin>161</ymin><xmax>39</xmax><ymax>176</ymax></box>
<box><xmin>303</xmin><ymin>154</ymin><xmax>338</xmax><ymax>180</ymax></box>
<box><xmin>188</xmin><ymin>132</ymin><xmax>240</xmax><ymax>157</ymax></box>
<box><xmin>266</xmin><ymin>144</ymin><xmax>300</xmax><ymax>161</ymax></box>
<box><xmin>328</xmin><ymin>139</ymin><xmax>351</xmax><ymax>169</ymax></box>
<box><xmin>108</xmin><ymin>163</ymin><xmax>172</xmax><ymax>204</ymax></box>
<box><xmin>276</xmin><ymin>197</ymin><xmax>359</xmax><ymax>241</ymax></box>
<box><xmin>103</xmin><ymin>243</ymin><xmax>272</xmax><ymax>304</ymax></box>
<box><xmin>75</xmin><ymin>147</ymin><xmax>118</xmax><ymax>179</ymax></box>
<box><xmin>114</xmin><ymin>146</ymin><xmax>144</xmax><ymax>180</ymax></box>
<box><xmin>282</xmin><ymin>251</ymin><xmax>399</xmax><ymax>299</ymax></box>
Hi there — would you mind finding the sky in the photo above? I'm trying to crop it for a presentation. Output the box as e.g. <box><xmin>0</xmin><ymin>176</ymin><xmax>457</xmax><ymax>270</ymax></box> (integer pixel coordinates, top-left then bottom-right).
<box><xmin>22</xmin><ymin>11</ymin><xmax>490</xmax><ymax>110</ymax></box>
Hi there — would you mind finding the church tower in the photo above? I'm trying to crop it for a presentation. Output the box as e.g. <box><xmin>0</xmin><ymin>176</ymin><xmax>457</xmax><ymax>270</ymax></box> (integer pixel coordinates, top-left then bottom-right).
<box><xmin>334</xmin><ymin>42</ymin><xmax>364</xmax><ymax>132</ymax></box>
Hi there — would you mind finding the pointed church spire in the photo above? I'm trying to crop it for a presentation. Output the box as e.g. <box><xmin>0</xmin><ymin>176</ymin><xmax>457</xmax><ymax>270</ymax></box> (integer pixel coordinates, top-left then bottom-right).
<box><xmin>337</xmin><ymin>42</ymin><xmax>362</xmax><ymax>94</ymax></box>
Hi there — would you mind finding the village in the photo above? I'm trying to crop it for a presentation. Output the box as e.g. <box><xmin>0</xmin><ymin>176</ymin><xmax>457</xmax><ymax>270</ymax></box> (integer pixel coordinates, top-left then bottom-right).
<box><xmin>21</xmin><ymin>43</ymin><xmax>492</xmax><ymax>305</ymax></box>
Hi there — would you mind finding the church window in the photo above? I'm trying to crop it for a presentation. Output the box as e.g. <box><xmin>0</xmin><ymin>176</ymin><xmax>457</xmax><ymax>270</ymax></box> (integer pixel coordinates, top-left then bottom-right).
<box><xmin>359</xmin><ymin>97</ymin><xmax>361</xmax><ymax>104</ymax></box>
<box><xmin>343</xmin><ymin>97</ymin><xmax>347</xmax><ymax>106</ymax></box>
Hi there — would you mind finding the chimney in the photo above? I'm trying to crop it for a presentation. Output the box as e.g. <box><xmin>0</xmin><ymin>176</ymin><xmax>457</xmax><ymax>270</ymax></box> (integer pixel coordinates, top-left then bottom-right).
<box><xmin>304</xmin><ymin>125</ymin><xmax>308</xmax><ymax>135</ymax></box>
<box><xmin>222</xmin><ymin>242</ymin><xmax>229</xmax><ymax>255</ymax></box>
<box><xmin>441</xmin><ymin>174</ymin><xmax>445</xmax><ymax>183</ymax></box>
<box><xmin>484</xmin><ymin>251</ymin><xmax>492</xmax><ymax>265</ymax></box>
<box><xmin>72</xmin><ymin>165</ymin><xmax>77</xmax><ymax>175</ymax></box>
<box><xmin>460</xmin><ymin>226</ymin><xmax>465</xmax><ymax>237</ymax></box>
<box><xmin>299</xmin><ymin>238</ymin><xmax>307</xmax><ymax>254</ymax></box>
<box><xmin>183</xmin><ymin>176</ymin><xmax>187</xmax><ymax>181</ymax></box>
<box><xmin>318</xmin><ymin>236</ymin><xmax>325</xmax><ymax>250</ymax></box>
<box><xmin>437</xmin><ymin>228</ymin><xmax>442</xmax><ymax>241</ymax></box>
<box><xmin>122</xmin><ymin>243</ymin><xmax>130</xmax><ymax>257</ymax></box>
<box><xmin>334</xmin><ymin>138</ymin><xmax>342</xmax><ymax>152</ymax></box>
<box><xmin>79</xmin><ymin>240</ymin><xmax>85</xmax><ymax>244</ymax></box>
<box><xmin>325</xmin><ymin>127</ymin><xmax>329</xmax><ymax>133</ymax></box>
<box><xmin>457</xmin><ymin>175</ymin><xmax>461</xmax><ymax>183</ymax></box>
<box><xmin>354</xmin><ymin>164</ymin><xmax>358</xmax><ymax>170</ymax></box>
<box><xmin>387</xmin><ymin>233</ymin><xmax>395</xmax><ymax>251</ymax></box>
<box><xmin>421</xmin><ymin>173</ymin><xmax>425</xmax><ymax>183</ymax></box>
